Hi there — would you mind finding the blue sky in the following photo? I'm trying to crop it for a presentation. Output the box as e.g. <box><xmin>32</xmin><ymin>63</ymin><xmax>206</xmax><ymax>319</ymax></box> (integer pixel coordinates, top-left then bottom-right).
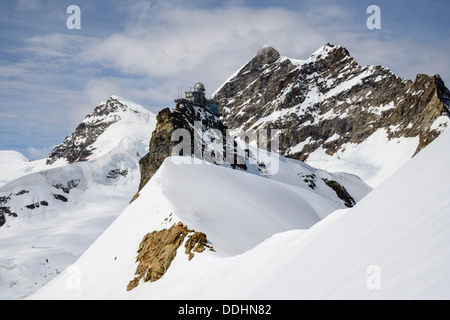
<box><xmin>1</xmin><ymin>0</ymin><xmax>449</xmax><ymax>160</ymax></box>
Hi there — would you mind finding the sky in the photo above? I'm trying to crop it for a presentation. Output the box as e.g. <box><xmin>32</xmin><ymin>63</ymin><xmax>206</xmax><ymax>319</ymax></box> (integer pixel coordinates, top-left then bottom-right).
<box><xmin>0</xmin><ymin>0</ymin><xmax>449</xmax><ymax>160</ymax></box>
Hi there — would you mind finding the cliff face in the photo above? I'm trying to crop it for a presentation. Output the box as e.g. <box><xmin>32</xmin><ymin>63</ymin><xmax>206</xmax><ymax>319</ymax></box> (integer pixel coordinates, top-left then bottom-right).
<box><xmin>214</xmin><ymin>43</ymin><xmax>449</xmax><ymax>186</ymax></box>
<box><xmin>137</xmin><ymin>107</ymin><xmax>183</xmax><ymax>191</ymax></box>
<box><xmin>137</xmin><ymin>102</ymin><xmax>244</xmax><ymax>191</ymax></box>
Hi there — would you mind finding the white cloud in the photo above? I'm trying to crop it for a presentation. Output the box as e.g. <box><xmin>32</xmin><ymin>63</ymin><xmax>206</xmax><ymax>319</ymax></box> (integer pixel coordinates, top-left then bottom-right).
<box><xmin>78</xmin><ymin>4</ymin><xmax>329</xmax><ymax>90</ymax></box>
<box><xmin>74</xmin><ymin>2</ymin><xmax>450</xmax><ymax>101</ymax></box>
<box><xmin>69</xmin><ymin>77</ymin><xmax>124</xmax><ymax>125</ymax></box>
<box><xmin>26</xmin><ymin>145</ymin><xmax>53</xmax><ymax>160</ymax></box>
<box><xmin>19</xmin><ymin>33</ymin><xmax>96</xmax><ymax>58</ymax></box>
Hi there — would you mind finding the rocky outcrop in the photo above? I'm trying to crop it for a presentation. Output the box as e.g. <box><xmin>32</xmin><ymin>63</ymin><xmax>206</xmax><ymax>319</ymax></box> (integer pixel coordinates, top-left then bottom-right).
<box><xmin>137</xmin><ymin>102</ymin><xmax>245</xmax><ymax>191</ymax></box>
<box><xmin>185</xmin><ymin>230</ymin><xmax>213</xmax><ymax>261</ymax></box>
<box><xmin>214</xmin><ymin>43</ymin><xmax>450</xmax><ymax>162</ymax></box>
<box><xmin>0</xmin><ymin>206</ymin><xmax>17</xmax><ymax>227</ymax></box>
<box><xmin>0</xmin><ymin>212</ymin><xmax>5</xmax><ymax>227</ymax></box>
<box><xmin>137</xmin><ymin>107</ymin><xmax>181</xmax><ymax>191</ymax></box>
<box><xmin>321</xmin><ymin>179</ymin><xmax>355</xmax><ymax>208</ymax></box>
<box><xmin>216</xmin><ymin>45</ymin><xmax>296</xmax><ymax>132</ymax></box>
<box><xmin>0</xmin><ymin>195</ymin><xmax>12</xmax><ymax>227</ymax></box>
<box><xmin>127</xmin><ymin>221</ymin><xmax>213</xmax><ymax>291</ymax></box>
<box><xmin>0</xmin><ymin>177</ymin><xmax>78</xmax><ymax>226</ymax></box>
<box><xmin>52</xmin><ymin>179</ymin><xmax>80</xmax><ymax>194</ymax></box>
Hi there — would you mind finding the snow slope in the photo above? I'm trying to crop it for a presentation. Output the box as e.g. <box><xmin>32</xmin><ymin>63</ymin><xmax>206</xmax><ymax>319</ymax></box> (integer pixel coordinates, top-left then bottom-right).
<box><xmin>30</xmin><ymin>157</ymin><xmax>343</xmax><ymax>299</ymax></box>
<box><xmin>242</xmin><ymin>141</ymin><xmax>371</xmax><ymax>206</ymax></box>
<box><xmin>306</xmin><ymin>127</ymin><xmax>421</xmax><ymax>187</ymax></box>
<box><xmin>0</xmin><ymin>151</ymin><xmax>57</xmax><ymax>189</ymax></box>
<box><xmin>32</xmin><ymin>125</ymin><xmax>450</xmax><ymax>300</ymax></box>
<box><xmin>0</xmin><ymin>97</ymin><xmax>156</xmax><ymax>300</ymax></box>
<box><xmin>0</xmin><ymin>151</ymin><xmax>33</xmax><ymax>188</ymax></box>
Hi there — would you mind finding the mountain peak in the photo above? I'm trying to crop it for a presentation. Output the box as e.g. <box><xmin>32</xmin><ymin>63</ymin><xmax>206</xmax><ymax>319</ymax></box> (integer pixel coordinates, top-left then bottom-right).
<box><xmin>317</xmin><ymin>42</ymin><xmax>337</xmax><ymax>53</ymax></box>
<box><xmin>257</xmin><ymin>45</ymin><xmax>280</xmax><ymax>56</ymax></box>
<box><xmin>252</xmin><ymin>45</ymin><xmax>281</xmax><ymax>67</ymax></box>
<box><xmin>305</xmin><ymin>43</ymin><xmax>350</xmax><ymax>65</ymax></box>
<box><xmin>431</xmin><ymin>74</ymin><xmax>449</xmax><ymax>93</ymax></box>
<box><xmin>46</xmin><ymin>97</ymin><xmax>154</xmax><ymax>166</ymax></box>
<box><xmin>413</xmin><ymin>74</ymin><xmax>450</xmax><ymax>109</ymax></box>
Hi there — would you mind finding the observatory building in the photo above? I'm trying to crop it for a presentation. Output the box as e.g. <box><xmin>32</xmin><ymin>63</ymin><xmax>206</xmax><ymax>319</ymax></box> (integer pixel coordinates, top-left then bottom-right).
<box><xmin>175</xmin><ymin>82</ymin><xmax>220</xmax><ymax>116</ymax></box>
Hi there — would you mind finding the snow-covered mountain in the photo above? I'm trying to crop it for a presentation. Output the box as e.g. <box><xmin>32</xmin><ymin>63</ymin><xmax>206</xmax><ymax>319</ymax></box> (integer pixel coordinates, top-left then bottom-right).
<box><xmin>46</xmin><ymin>96</ymin><xmax>153</xmax><ymax>165</ymax></box>
<box><xmin>214</xmin><ymin>43</ymin><xmax>450</xmax><ymax>187</ymax></box>
<box><xmin>31</xmin><ymin>122</ymin><xmax>450</xmax><ymax>300</ymax></box>
<box><xmin>0</xmin><ymin>96</ymin><xmax>156</xmax><ymax>299</ymax></box>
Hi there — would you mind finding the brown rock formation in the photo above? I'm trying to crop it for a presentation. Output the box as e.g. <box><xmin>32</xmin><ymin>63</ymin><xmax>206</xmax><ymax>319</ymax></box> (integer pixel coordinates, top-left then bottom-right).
<box><xmin>137</xmin><ymin>102</ymin><xmax>245</xmax><ymax>192</ymax></box>
<box><xmin>127</xmin><ymin>221</ymin><xmax>213</xmax><ymax>291</ymax></box>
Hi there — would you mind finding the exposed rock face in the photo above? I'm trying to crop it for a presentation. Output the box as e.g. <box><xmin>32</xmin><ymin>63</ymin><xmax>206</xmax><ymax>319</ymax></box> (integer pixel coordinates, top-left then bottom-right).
<box><xmin>138</xmin><ymin>102</ymin><xmax>244</xmax><ymax>191</ymax></box>
<box><xmin>184</xmin><ymin>231</ymin><xmax>210</xmax><ymax>261</ymax></box>
<box><xmin>46</xmin><ymin>97</ymin><xmax>136</xmax><ymax>165</ymax></box>
<box><xmin>0</xmin><ymin>206</ymin><xmax>17</xmax><ymax>227</ymax></box>
<box><xmin>216</xmin><ymin>45</ymin><xmax>296</xmax><ymax>132</ymax></box>
<box><xmin>0</xmin><ymin>208</ymin><xmax>7</xmax><ymax>227</ymax></box>
<box><xmin>0</xmin><ymin>195</ymin><xmax>12</xmax><ymax>227</ymax></box>
<box><xmin>127</xmin><ymin>221</ymin><xmax>212</xmax><ymax>291</ymax></box>
<box><xmin>138</xmin><ymin>107</ymin><xmax>180</xmax><ymax>191</ymax></box>
<box><xmin>52</xmin><ymin>194</ymin><xmax>68</xmax><ymax>202</ymax></box>
<box><xmin>321</xmin><ymin>178</ymin><xmax>355</xmax><ymax>208</ymax></box>
<box><xmin>214</xmin><ymin>43</ymin><xmax>450</xmax><ymax>162</ymax></box>
<box><xmin>0</xmin><ymin>174</ymin><xmax>80</xmax><ymax>227</ymax></box>
<box><xmin>52</xmin><ymin>179</ymin><xmax>80</xmax><ymax>194</ymax></box>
